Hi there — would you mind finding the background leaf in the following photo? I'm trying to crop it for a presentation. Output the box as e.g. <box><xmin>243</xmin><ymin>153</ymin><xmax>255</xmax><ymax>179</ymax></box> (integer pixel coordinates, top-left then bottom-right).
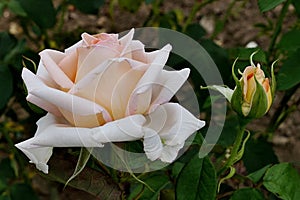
<box><xmin>0</xmin><ymin>65</ymin><xmax>13</xmax><ymax>110</ymax></box>
<box><xmin>258</xmin><ymin>0</ymin><xmax>286</xmax><ymax>12</ymax></box>
<box><xmin>45</xmin><ymin>153</ymin><xmax>122</xmax><ymax>199</ymax></box>
<box><xmin>229</xmin><ymin>188</ymin><xmax>265</xmax><ymax>200</ymax></box>
<box><xmin>68</xmin><ymin>0</ymin><xmax>104</xmax><ymax>14</ymax></box>
<box><xmin>277</xmin><ymin>48</ymin><xmax>300</xmax><ymax>90</ymax></box>
<box><xmin>176</xmin><ymin>155</ymin><xmax>217</xmax><ymax>200</ymax></box>
<box><xmin>128</xmin><ymin>173</ymin><xmax>171</xmax><ymax>200</ymax></box>
<box><xmin>16</xmin><ymin>0</ymin><xmax>56</xmax><ymax>28</ymax></box>
<box><xmin>10</xmin><ymin>183</ymin><xmax>39</xmax><ymax>200</ymax></box>
<box><xmin>247</xmin><ymin>164</ymin><xmax>271</xmax><ymax>183</ymax></box>
<box><xmin>243</xmin><ymin>137</ymin><xmax>278</xmax><ymax>173</ymax></box>
<box><xmin>263</xmin><ymin>163</ymin><xmax>300</xmax><ymax>200</ymax></box>
<box><xmin>277</xmin><ymin>29</ymin><xmax>300</xmax><ymax>54</ymax></box>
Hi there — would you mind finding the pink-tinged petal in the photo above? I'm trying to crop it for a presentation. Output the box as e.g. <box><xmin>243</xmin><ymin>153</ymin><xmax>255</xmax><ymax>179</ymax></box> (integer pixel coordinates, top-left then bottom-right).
<box><xmin>144</xmin><ymin>103</ymin><xmax>205</xmax><ymax>162</ymax></box>
<box><xmin>65</xmin><ymin>40</ymin><xmax>83</xmax><ymax>54</ymax></box>
<box><xmin>36</xmin><ymin>61</ymin><xmax>58</xmax><ymax>88</ymax></box>
<box><xmin>126</xmin><ymin>45</ymin><xmax>172</xmax><ymax>115</ymax></box>
<box><xmin>125</xmin><ymin>40</ymin><xmax>146</xmax><ymax>62</ymax></box>
<box><xmin>82</xmin><ymin>32</ymin><xmax>119</xmax><ymax>48</ymax></box>
<box><xmin>119</xmin><ymin>29</ymin><xmax>134</xmax><ymax>56</ymax></box>
<box><xmin>22</xmin><ymin>68</ymin><xmax>111</xmax><ymax>121</ymax></box>
<box><xmin>58</xmin><ymin>50</ymin><xmax>78</xmax><ymax>82</ymax></box>
<box><xmin>26</xmin><ymin>94</ymin><xmax>62</xmax><ymax>116</ymax></box>
<box><xmin>39</xmin><ymin>50</ymin><xmax>74</xmax><ymax>89</ymax></box>
<box><xmin>149</xmin><ymin>68</ymin><xmax>190</xmax><ymax>113</ymax></box>
<box><xmin>75</xmin><ymin>46</ymin><xmax>120</xmax><ymax>82</ymax></box>
<box><xmin>72</xmin><ymin>59</ymin><xmax>132</xmax><ymax>116</ymax></box>
<box><xmin>111</xmin><ymin>68</ymin><xmax>144</xmax><ymax>120</ymax></box>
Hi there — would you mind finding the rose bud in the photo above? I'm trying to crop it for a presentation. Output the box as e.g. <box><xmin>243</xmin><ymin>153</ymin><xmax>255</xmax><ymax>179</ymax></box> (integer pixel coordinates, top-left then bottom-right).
<box><xmin>231</xmin><ymin>56</ymin><xmax>275</xmax><ymax>119</ymax></box>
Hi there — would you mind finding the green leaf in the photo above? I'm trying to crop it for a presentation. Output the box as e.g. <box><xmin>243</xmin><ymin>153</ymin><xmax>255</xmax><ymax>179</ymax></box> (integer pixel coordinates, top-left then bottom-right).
<box><xmin>128</xmin><ymin>173</ymin><xmax>171</xmax><ymax>200</ymax></box>
<box><xmin>119</xmin><ymin>0</ymin><xmax>143</xmax><ymax>12</ymax></box>
<box><xmin>0</xmin><ymin>65</ymin><xmax>13</xmax><ymax>110</ymax></box>
<box><xmin>277</xmin><ymin>29</ymin><xmax>300</xmax><ymax>54</ymax></box>
<box><xmin>10</xmin><ymin>183</ymin><xmax>39</xmax><ymax>200</ymax></box>
<box><xmin>277</xmin><ymin>48</ymin><xmax>300</xmax><ymax>90</ymax></box>
<box><xmin>16</xmin><ymin>0</ymin><xmax>56</xmax><ymax>28</ymax></box>
<box><xmin>258</xmin><ymin>0</ymin><xmax>286</xmax><ymax>12</ymax></box>
<box><xmin>7</xmin><ymin>0</ymin><xmax>26</xmax><ymax>16</ymax></box>
<box><xmin>184</xmin><ymin>23</ymin><xmax>206</xmax><ymax>41</ymax></box>
<box><xmin>217</xmin><ymin>114</ymin><xmax>239</xmax><ymax>147</ymax></box>
<box><xmin>0</xmin><ymin>179</ymin><xmax>6</xmax><ymax>193</ymax></box>
<box><xmin>69</xmin><ymin>0</ymin><xmax>104</xmax><ymax>14</ymax></box>
<box><xmin>0</xmin><ymin>2</ymin><xmax>6</xmax><ymax>16</ymax></box>
<box><xmin>230</xmin><ymin>188</ymin><xmax>265</xmax><ymax>200</ymax></box>
<box><xmin>46</xmin><ymin>153</ymin><xmax>122</xmax><ymax>199</ymax></box>
<box><xmin>0</xmin><ymin>158</ymin><xmax>15</xmax><ymax>181</ymax></box>
<box><xmin>263</xmin><ymin>163</ymin><xmax>300</xmax><ymax>200</ymax></box>
<box><xmin>247</xmin><ymin>164</ymin><xmax>271</xmax><ymax>183</ymax></box>
<box><xmin>176</xmin><ymin>155</ymin><xmax>217</xmax><ymax>200</ymax></box>
<box><xmin>0</xmin><ymin>194</ymin><xmax>11</xmax><ymax>200</ymax></box>
<box><xmin>65</xmin><ymin>147</ymin><xmax>92</xmax><ymax>187</ymax></box>
<box><xmin>229</xmin><ymin>48</ymin><xmax>267</xmax><ymax>64</ymax></box>
<box><xmin>292</xmin><ymin>0</ymin><xmax>300</xmax><ymax>16</ymax></box>
<box><xmin>0</xmin><ymin>32</ymin><xmax>17</xmax><ymax>59</ymax></box>
<box><xmin>243</xmin><ymin>137</ymin><xmax>278</xmax><ymax>173</ymax></box>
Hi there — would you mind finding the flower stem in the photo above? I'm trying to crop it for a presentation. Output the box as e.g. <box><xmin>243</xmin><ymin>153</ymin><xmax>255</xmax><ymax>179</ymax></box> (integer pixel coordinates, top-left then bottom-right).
<box><xmin>217</xmin><ymin>119</ymin><xmax>248</xmax><ymax>176</ymax></box>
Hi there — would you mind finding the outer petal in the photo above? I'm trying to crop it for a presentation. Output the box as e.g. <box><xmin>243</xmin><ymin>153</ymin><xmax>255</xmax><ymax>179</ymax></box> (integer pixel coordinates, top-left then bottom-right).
<box><xmin>15</xmin><ymin>113</ymin><xmax>57</xmax><ymax>173</ymax></box>
<box><xmin>26</xmin><ymin>94</ymin><xmax>62</xmax><ymax>116</ymax></box>
<box><xmin>149</xmin><ymin>69</ymin><xmax>190</xmax><ymax>113</ymax></box>
<box><xmin>22</xmin><ymin>68</ymin><xmax>111</xmax><ymax>121</ymax></box>
<box><xmin>126</xmin><ymin>45</ymin><xmax>172</xmax><ymax>115</ymax></box>
<box><xmin>39</xmin><ymin>50</ymin><xmax>74</xmax><ymax>89</ymax></box>
<box><xmin>143</xmin><ymin>103</ymin><xmax>205</xmax><ymax>162</ymax></box>
<box><xmin>16</xmin><ymin>113</ymin><xmax>146</xmax><ymax>173</ymax></box>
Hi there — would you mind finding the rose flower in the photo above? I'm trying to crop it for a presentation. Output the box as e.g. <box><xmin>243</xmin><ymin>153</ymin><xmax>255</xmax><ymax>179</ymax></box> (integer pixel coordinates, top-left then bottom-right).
<box><xmin>16</xmin><ymin>29</ymin><xmax>205</xmax><ymax>173</ymax></box>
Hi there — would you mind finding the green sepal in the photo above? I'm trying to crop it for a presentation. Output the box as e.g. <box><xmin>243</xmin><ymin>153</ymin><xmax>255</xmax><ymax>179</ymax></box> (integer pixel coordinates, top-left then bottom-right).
<box><xmin>270</xmin><ymin>60</ymin><xmax>277</xmax><ymax>99</ymax></box>
<box><xmin>200</xmin><ymin>85</ymin><xmax>234</xmax><ymax>102</ymax></box>
<box><xmin>65</xmin><ymin>147</ymin><xmax>92</xmax><ymax>187</ymax></box>
<box><xmin>231</xmin><ymin>58</ymin><xmax>244</xmax><ymax>116</ymax></box>
<box><xmin>246</xmin><ymin>76</ymin><xmax>269</xmax><ymax>119</ymax></box>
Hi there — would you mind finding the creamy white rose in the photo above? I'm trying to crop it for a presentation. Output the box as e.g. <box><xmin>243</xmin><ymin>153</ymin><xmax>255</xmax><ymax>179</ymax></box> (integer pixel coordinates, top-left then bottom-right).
<box><xmin>16</xmin><ymin>29</ymin><xmax>205</xmax><ymax>173</ymax></box>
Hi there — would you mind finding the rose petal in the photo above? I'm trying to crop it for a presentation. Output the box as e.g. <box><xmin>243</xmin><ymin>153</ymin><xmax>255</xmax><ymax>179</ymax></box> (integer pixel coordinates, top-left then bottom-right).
<box><xmin>119</xmin><ymin>28</ymin><xmax>134</xmax><ymax>56</ymax></box>
<box><xmin>111</xmin><ymin>67</ymin><xmax>144</xmax><ymax>119</ymax></box>
<box><xmin>143</xmin><ymin>128</ymin><xmax>163</xmax><ymax>161</ymax></box>
<box><xmin>32</xmin><ymin>114</ymin><xmax>146</xmax><ymax>146</ymax></box>
<box><xmin>26</xmin><ymin>94</ymin><xmax>62</xmax><ymax>116</ymax></box>
<box><xmin>126</xmin><ymin>45</ymin><xmax>172</xmax><ymax>115</ymax></box>
<box><xmin>39</xmin><ymin>50</ymin><xmax>74</xmax><ymax>89</ymax></box>
<box><xmin>58</xmin><ymin>50</ymin><xmax>78</xmax><ymax>82</ymax></box>
<box><xmin>22</xmin><ymin>68</ymin><xmax>111</xmax><ymax>120</ymax></box>
<box><xmin>16</xmin><ymin>113</ymin><xmax>147</xmax><ymax>173</ymax></box>
<box><xmin>15</xmin><ymin>114</ymin><xmax>57</xmax><ymax>173</ymax></box>
<box><xmin>143</xmin><ymin>103</ymin><xmax>205</xmax><ymax>162</ymax></box>
<box><xmin>149</xmin><ymin>68</ymin><xmax>190</xmax><ymax>112</ymax></box>
<box><xmin>36</xmin><ymin>61</ymin><xmax>58</xmax><ymax>88</ymax></box>
<box><xmin>160</xmin><ymin>143</ymin><xmax>184</xmax><ymax>163</ymax></box>
<box><xmin>75</xmin><ymin>46</ymin><xmax>120</xmax><ymax>82</ymax></box>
